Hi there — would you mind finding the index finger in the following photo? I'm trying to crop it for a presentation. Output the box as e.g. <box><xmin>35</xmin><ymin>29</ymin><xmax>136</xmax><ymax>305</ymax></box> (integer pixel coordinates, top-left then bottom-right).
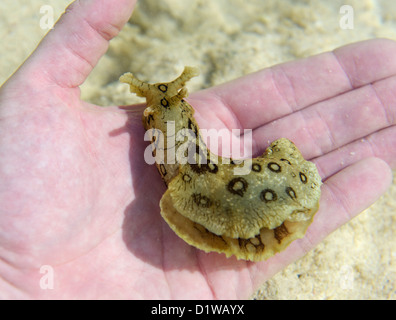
<box><xmin>197</xmin><ymin>38</ymin><xmax>396</xmax><ymax>131</ymax></box>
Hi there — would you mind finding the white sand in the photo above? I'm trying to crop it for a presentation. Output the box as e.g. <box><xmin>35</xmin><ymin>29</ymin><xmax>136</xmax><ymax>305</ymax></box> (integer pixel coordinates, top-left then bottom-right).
<box><xmin>1</xmin><ymin>0</ymin><xmax>395</xmax><ymax>299</ymax></box>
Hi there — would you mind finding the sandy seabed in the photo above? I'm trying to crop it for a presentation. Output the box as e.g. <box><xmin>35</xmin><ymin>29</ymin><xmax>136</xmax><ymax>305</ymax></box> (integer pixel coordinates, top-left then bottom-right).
<box><xmin>1</xmin><ymin>0</ymin><xmax>395</xmax><ymax>299</ymax></box>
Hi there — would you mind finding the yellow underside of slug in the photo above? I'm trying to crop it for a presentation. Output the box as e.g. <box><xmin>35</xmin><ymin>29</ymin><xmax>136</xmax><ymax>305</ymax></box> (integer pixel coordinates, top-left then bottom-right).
<box><xmin>160</xmin><ymin>188</ymin><xmax>316</xmax><ymax>261</ymax></box>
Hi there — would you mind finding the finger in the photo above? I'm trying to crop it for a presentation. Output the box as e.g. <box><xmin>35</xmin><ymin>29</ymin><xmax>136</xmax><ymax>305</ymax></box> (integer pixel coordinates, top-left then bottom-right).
<box><xmin>314</xmin><ymin>125</ymin><xmax>396</xmax><ymax>180</ymax></box>
<box><xmin>16</xmin><ymin>0</ymin><xmax>137</xmax><ymax>89</ymax></box>
<box><xmin>304</xmin><ymin>157</ymin><xmax>392</xmax><ymax>245</ymax></box>
<box><xmin>194</xmin><ymin>38</ymin><xmax>396</xmax><ymax>131</ymax></box>
<box><xmin>251</xmin><ymin>74</ymin><xmax>396</xmax><ymax>158</ymax></box>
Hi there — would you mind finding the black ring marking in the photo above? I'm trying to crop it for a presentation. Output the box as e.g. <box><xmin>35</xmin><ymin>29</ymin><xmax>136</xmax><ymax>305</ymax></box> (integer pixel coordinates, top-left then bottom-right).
<box><xmin>260</xmin><ymin>189</ymin><xmax>278</xmax><ymax>203</ymax></box>
<box><xmin>299</xmin><ymin>172</ymin><xmax>308</xmax><ymax>184</ymax></box>
<box><xmin>285</xmin><ymin>186</ymin><xmax>297</xmax><ymax>200</ymax></box>
<box><xmin>158</xmin><ymin>84</ymin><xmax>168</xmax><ymax>92</ymax></box>
<box><xmin>267</xmin><ymin>162</ymin><xmax>281</xmax><ymax>173</ymax></box>
<box><xmin>251</xmin><ymin>163</ymin><xmax>262</xmax><ymax>172</ymax></box>
<box><xmin>227</xmin><ymin>177</ymin><xmax>248</xmax><ymax>197</ymax></box>
<box><xmin>161</xmin><ymin>98</ymin><xmax>169</xmax><ymax>108</ymax></box>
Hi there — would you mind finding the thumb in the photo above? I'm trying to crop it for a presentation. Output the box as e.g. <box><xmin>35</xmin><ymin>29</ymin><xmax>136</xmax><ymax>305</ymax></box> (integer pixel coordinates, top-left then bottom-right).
<box><xmin>12</xmin><ymin>0</ymin><xmax>137</xmax><ymax>89</ymax></box>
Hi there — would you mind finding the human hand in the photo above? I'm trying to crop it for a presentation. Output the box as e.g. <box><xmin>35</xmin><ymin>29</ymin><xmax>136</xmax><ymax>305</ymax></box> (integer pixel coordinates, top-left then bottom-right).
<box><xmin>0</xmin><ymin>0</ymin><xmax>395</xmax><ymax>299</ymax></box>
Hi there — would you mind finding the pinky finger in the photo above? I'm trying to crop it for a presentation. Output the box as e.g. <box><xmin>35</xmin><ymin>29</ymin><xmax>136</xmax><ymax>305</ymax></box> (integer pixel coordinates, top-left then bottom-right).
<box><xmin>304</xmin><ymin>157</ymin><xmax>392</xmax><ymax>247</ymax></box>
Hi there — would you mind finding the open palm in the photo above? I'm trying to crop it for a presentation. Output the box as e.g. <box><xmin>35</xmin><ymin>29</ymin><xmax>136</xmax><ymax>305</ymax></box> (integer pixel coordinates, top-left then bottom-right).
<box><xmin>0</xmin><ymin>0</ymin><xmax>395</xmax><ymax>299</ymax></box>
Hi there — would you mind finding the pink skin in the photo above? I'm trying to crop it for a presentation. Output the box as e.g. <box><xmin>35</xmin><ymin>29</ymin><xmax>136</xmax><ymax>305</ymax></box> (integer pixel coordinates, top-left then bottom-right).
<box><xmin>0</xmin><ymin>0</ymin><xmax>395</xmax><ymax>299</ymax></box>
